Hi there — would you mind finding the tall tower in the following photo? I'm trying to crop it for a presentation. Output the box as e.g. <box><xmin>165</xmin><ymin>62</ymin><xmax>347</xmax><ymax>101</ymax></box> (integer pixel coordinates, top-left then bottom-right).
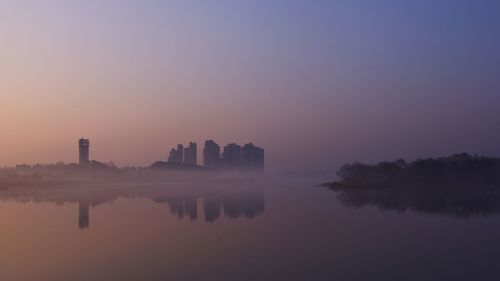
<box><xmin>203</xmin><ymin>140</ymin><xmax>220</xmax><ymax>168</ymax></box>
<box><xmin>185</xmin><ymin>142</ymin><xmax>197</xmax><ymax>165</ymax></box>
<box><xmin>177</xmin><ymin>144</ymin><xmax>184</xmax><ymax>163</ymax></box>
<box><xmin>222</xmin><ymin>143</ymin><xmax>242</xmax><ymax>168</ymax></box>
<box><xmin>242</xmin><ymin>143</ymin><xmax>265</xmax><ymax>170</ymax></box>
<box><xmin>79</xmin><ymin>138</ymin><xmax>90</xmax><ymax>165</ymax></box>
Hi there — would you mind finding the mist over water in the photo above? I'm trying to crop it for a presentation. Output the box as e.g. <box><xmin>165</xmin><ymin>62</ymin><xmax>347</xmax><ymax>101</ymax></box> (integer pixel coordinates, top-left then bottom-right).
<box><xmin>0</xmin><ymin>173</ymin><xmax>499</xmax><ymax>281</ymax></box>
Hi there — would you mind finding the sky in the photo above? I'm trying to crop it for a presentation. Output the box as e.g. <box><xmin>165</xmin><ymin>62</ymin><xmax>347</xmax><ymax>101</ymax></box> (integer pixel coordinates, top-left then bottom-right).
<box><xmin>0</xmin><ymin>0</ymin><xmax>499</xmax><ymax>171</ymax></box>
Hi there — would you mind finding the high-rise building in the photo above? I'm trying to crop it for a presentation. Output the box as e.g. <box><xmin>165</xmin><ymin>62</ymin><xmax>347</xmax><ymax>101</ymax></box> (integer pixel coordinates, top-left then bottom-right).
<box><xmin>79</xmin><ymin>138</ymin><xmax>90</xmax><ymax>165</ymax></box>
<box><xmin>177</xmin><ymin>144</ymin><xmax>184</xmax><ymax>163</ymax></box>
<box><xmin>255</xmin><ymin>146</ymin><xmax>265</xmax><ymax>170</ymax></box>
<box><xmin>167</xmin><ymin>142</ymin><xmax>196</xmax><ymax>164</ymax></box>
<box><xmin>168</xmin><ymin>148</ymin><xmax>178</xmax><ymax>163</ymax></box>
<box><xmin>242</xmin><ymin>143</ymin><xmax>265</xmax><ymax>170</ymax></box>
<box><xmin>203</xmin><ymin>140</ymin><xmax>220</xmax><ymax>168</ymax></box>
<box><xmin>184</xmin><ymin>142</ymin><xmax>197</xmax><ymax>165</ymax></box>
<box><xmin>184</xmin><ymin>147</ymin><xmax>189</xmax><ymax>162</ymax></box>
<box><xmin>222</xmin><ymin>143</ymin><xmax>242</xmax><ymax>168</ymax></box>
<box><xmin>166</xmin><ymin>140</ymin><xmax>263</xmax><ymax>170</ymax></box>
<box><xmin>191</xmin><ymin>142</ymin><xmax>197</xmax><ymax>165</ymax></box>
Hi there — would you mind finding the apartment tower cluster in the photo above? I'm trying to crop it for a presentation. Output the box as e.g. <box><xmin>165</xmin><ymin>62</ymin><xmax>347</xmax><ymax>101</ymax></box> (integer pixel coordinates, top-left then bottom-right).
<box><xmin>77</xmin><ymin>138</ymin><xmax>264</xmax><ymax>170</ymax></box>
<box><xmin>203</xmin><ymin>140</ymin><xmax>265</xmax><ymax>170</ymax></box>
<box><xmin>167</xmin><ymin>140</ymin><xmax>264</xmax><ymax>170</ymax></box>
<box><xmin>168</xmin><ymin>142</ymin><xmax>197</xmax><ymax>165</ymax></box>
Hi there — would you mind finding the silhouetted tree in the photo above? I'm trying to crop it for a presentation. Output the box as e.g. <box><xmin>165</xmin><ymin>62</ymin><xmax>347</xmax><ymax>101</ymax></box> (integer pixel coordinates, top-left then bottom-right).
<box><xmin>332</xmin><ymin>153</ymin><xmax>500</xmax><ymax>189</ymax></box>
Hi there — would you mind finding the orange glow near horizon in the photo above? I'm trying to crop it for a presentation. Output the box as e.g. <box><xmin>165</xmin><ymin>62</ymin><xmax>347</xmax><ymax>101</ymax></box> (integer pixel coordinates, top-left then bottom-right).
<box><xmin>1</xmin><ymin>1</ymin><xmax>499</xmax><ymax>171</ymax></box>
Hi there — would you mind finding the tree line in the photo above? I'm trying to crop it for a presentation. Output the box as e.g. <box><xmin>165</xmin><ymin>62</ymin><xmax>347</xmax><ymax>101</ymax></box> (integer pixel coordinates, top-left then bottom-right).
<box><xmin>334</xmin><ymin>153</ymin><xmax>500</xmax><ymax>189</ymax></box>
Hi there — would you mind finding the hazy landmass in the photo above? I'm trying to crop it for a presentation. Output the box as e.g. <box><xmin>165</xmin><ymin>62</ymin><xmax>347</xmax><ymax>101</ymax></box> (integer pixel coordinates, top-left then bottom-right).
<box><xmin>0</xmin><ymin>160</ymin><xmax>262</xmax><ymax>187</ymax></box>
<box><xmin>323</xmin><ymin>153</ymin><xmax>500</xmax><ymax>218</ymax></box>
<box><xmin>325</xmin><ymin>153</ymin><xmax>500</xmax><ymax>190</ymax></box>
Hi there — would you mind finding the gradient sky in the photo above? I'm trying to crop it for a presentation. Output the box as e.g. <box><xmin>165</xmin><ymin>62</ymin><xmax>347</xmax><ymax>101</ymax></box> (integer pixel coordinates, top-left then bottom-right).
<box><xmin>1</xmin><ymin>0</ymin><xmax>499</xmax><ymax>171</ymax></box>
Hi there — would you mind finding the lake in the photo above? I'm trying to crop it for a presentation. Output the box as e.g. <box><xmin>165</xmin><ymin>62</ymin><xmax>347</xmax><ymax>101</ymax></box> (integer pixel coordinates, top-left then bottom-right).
<box><xmin>1</xmin><ymin>175</ymin><xmax>499</xmax><ymax>281</ymax></box>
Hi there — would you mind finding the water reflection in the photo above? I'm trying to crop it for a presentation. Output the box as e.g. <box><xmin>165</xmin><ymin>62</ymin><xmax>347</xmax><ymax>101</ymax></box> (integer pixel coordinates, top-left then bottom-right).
<box><xmin>327</xmin><ymin>186</ymin><xmax>500</xmax><ymax>218</ymax></box>
<box><xmin>152</xmin><ymin>197</ymin><xmax>199</xmax><ymax>220</ymax></box>
<box><xmin>0</xmin><ymin>183</ymin><xmax>265</xmax><ymax>229</ymax></box>
<box><xmin>203</xmin><ymin>191</ymin><xmax>265</xmax><ymax>222</ymax></box>
<box><xmin>151</xmin><ymin>192</ymin><xmax>265</xmax><ymax>223</ymax></box>
<box><xmin>163</xmin><ymin>198</ymin><xmax>198</xmax><ymax>220</ymax></box>
<box><xmin>78</xmin><ymin>201</ymin><xmax>90</xmax><ymax>229</ymax></box>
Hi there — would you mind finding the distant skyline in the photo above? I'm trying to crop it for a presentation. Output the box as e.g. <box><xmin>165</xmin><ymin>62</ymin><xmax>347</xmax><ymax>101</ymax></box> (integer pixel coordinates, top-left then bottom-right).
<box><xmin>1</xmin><ymin>1</ymin><xmax>499</xmax><ymax>171</ymax></box>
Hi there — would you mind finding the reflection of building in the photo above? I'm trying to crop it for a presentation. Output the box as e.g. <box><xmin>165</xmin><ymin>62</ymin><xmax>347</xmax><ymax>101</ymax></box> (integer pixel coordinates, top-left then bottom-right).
<box><xmin>203</xmin><ymin>198</ymin><xmax>222</xmax><ymax>222</ymax></box>
<box><xmin>242</xmin><ymin>143</ymin><xmax>265</xmax><ymax>170</ymax></box>
<box><xmin>184</xmin><ymin>199</ymin><xmax>197</xmax><ymax>220</ymax></box>
<box><xmin>160</xmin><ymin>191</ymin><xmax>265</xmax><ymax>223</ymax></box>
<box><xmin>203</xmin><ymin>140</ymin><xmax>220</xmax><ymax>168</ymax></box>
<box><xmin>0</xmin><ymin>183</ymin><xmax>266</xmax><ymax>229</ymax></box>
<box><xmin>167</xmin><ymin>199</ymin><xmax>184</xmax><ymax>218</ymax></box>
<box><xmin>78</xmin><ymin>138</ymin><xmax>90</xmax><ymax>165</ymax></box>
<box><xmin>221</xmin><ymin>143</ymin><xmax>242</xmax><ymax>168</ymax></box>
<box><xmin>166</xmin><ymin>198</ymin><xmax>198</xmax><ymax>220</ymax></box>
<box><xmin>79</xmin><ymin>201</ymin><xmax>90</xmax><ymax>229</ymax></box>
<box><xmin>203</xmin><ymin>191</ymin><xmax>265</xmax><ymax>222</ymax></box>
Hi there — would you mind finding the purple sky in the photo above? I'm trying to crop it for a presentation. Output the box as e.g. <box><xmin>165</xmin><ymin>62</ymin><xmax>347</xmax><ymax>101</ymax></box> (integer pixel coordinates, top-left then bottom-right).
<box><xmin>0</xmin><ymin>0</ymin><xmax>499</xmax><ymax>171</ymax></box>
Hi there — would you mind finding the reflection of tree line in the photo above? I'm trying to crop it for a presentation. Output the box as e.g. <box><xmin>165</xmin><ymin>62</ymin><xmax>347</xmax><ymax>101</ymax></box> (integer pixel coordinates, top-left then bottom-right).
<box><xmin>331</xmin><ymin>188</ymin><xmax>500</xmax><ymax>219</ymax></box>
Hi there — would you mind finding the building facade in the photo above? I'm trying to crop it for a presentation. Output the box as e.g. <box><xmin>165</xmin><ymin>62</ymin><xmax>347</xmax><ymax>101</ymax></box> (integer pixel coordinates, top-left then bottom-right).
<box><xmin>242</xmin><ymin>143</ymin><xmax>265</xmax><ymax>170</ymax></box>
<box><xmin>184</xmin><ymin>142</ymin><xmax>197</xmax><ymax>165</ymax></box>
<box><xmin>167</xmin><ymin>140</ymin><xmax>263</xmax><ymax>170</ymax></box>
<box><xmin>177</xmin><ymin>144</ymin><xmax>184</xmax><ymax>163</ymax></box>
<box><xmin>203</xmin><ymin>140</ymin><xmax>220</xmax><ymax>168</ymax></box>
<box><xmin>222</xmin><ymin>143</ymin><xmax>242</xmax><ymax>168</ymax></box>
<box><xmin>168</xmin><ymin>142</ymin><xmax>197</xmax><ymax>165</ymax></box>
<box><xmin>78</xmin><ymin>138</ymin><xmax>90</xmax><ymax>165</ymax></box>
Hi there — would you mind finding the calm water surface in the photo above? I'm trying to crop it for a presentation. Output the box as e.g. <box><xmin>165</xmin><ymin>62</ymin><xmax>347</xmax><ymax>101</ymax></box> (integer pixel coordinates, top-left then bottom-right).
<box><xmin>1</xmin><ymin>175</ymin><xmax>500</xmax><ymax>281</ymax></box>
